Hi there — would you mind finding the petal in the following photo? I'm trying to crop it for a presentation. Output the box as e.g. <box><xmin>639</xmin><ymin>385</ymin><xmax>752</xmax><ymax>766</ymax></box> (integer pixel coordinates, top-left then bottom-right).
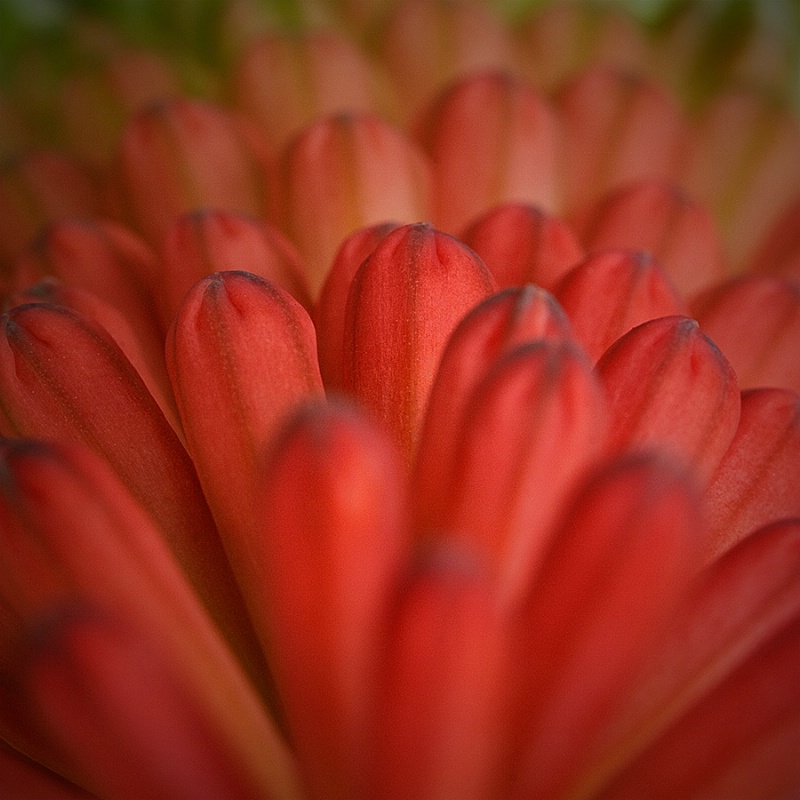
<box><xmin>0</xmin><ymin>304</ymin><xmax>256</xmax><ymax>671</ymax></box>
<box><xmin>507</xmin><ymin>453</ymin><xmax>701</xmax><ymax>800</ymax></box>
<box><xmin>342</xmin><ymin>222</ymin><xmax>495</xmax><ymax>460</ymax></box>
<box><xmin>459</xmin><ymin>202</ymin><xmax>584</xmax><ymax>290</ymax></box>
<box><xmin>260</xmin><ymin>400</ymin><xmax>409</xmax><ymax>800</ymax></box>
<box><xmin>0</xmin><ymin>440</ymin><xmax>293</xmax><ymax>796</ymax></box>
<box><xmin>416</xmin><ymin>71</ymin><xmax>562</xmax><ymax>234</ymax></box>
<box><xmin>420</xmin><ymin>339</ymin><xmax>608</xmax><ymax>609</ymax></box>
<box><xmin>315</xmin><ymin>222</ymin><xmax>399</xmax><ymax>389</ymax></box>
<box><xmin>703</xmin><ymin>388</ymin><xmax>800</xmax><ymax>559</ymax></box>
<box><xmin>368</xmin><ymin>544</ymin><xmax>512</xmax><ymax>800</ymax></box>
<box><xmin>578</xmin><ymin>180</ymin><xmax>727</xmax><ymax>296</ymax></box>
<box><xmin>0</xmin><ymin>151</ymin><xmax>99</xmax><ymax>266</ymax></box>
<box><xmin>575</xmin><ymin>519</ymin><xmax>800</xmax><ymax>800</ymax></box>
<box><xmin>748</xmin><ymin>191</ymin><xmax>800</xmax><ymax>280</ymax></box>
<box><xmin>692</xmin><ymin>276</ymin><xmax>800</xmax><ymax>393</ymax></box>
<box><xmin>597</xmin><ymin>315</ymin><xmax>740</xmax><ymax>484</ymax></box>
<box><xmin>18</xmin><ymin>606</ymin><xmax>298</xmax><ymax>800</ymax></box>
<box><xmin>414</xmin><ymin>285</ymin><xmax>575</xmax><ymax>528</ymax></box>
<box><xmin>678</xmin><ymin>87</ymin><xmax>800</xmax><ymax>269</ymax></box>
<box><xmin>275</xmin><ymin>112</ymin><xmax>432</xmax><ymax>296</ymax></box>
<box><xmin>232</xmin><ymin>30</ymin><xmax>383</xmax><ymax>157</ymax></box>
<box><xmin>380</xmin><ymin>0</ymin><xmax>514</xmax><ymax>122</ymax></box>
<box><xmin>555</xmin><ymin>249</ymin><xmax>687</xmax><ymax>363</ymax></box>
<box><xmin>159</xmin><ymin>209</ymin><xmax>311</xmax><ymax>328</ymax></box>
<box><xmin>166</xmin><ymin>270</ymin><xmax>323</xmax><ymax>609</ymax></box>
<box><xmin>0</xmin><ymin>742</ymin><xmax>92</xmax><ymax>800</ymax></box>
<box><xmin>110</xmin><ymin>97</ymin><xmax>270</xmax><ymax>247</ymax></box>
<box><xmin>557</xmin><ymin>66</ymin><xmax>686</xmax><ymax>222</ymax></box>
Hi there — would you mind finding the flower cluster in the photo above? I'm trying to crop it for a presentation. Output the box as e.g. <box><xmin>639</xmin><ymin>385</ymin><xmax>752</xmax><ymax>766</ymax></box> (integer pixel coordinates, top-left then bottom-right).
<box><xmin>1</xmin><ymin>0</ymin><xmax>800</xmax><ymax>798</ymax></box>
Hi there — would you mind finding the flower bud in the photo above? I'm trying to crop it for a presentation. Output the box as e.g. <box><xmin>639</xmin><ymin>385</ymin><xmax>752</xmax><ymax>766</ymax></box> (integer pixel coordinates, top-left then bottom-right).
<box><xmin>597</xmin><ymin>316</ymin><xmax>740</xmax><ymax>484</ymax></box>
<box><xmin>692</xmin><ymin>276</ymin><xmax>800</xmax><ymax>393</ymax></box>
<box><xmin>341</xmin><ymin>222</ymin><xmax>495</xmax><ymax>459</ymax></box>
<box><xmin>460</xmin><ymin>202</ymin><xmax>584</xmax><ymax>290</ymax></box>
<box><xmin>275</xmin><ymin>113</ymin><xmax>432</xmax><ymax>296</ymax></box>
<box><xmin>579</xmin><ymin>180</ymin><xmax>727</xmax><ymax>296</ymax></box>
<box><xmin>416</xmin><ymin>72</ymin><xmax>562</xmax><ymax>234</ymax></box>
<box><xmin>554</xmin><ymin>249</ymin><xmax>686</xmax><ymax>363</ymax></box>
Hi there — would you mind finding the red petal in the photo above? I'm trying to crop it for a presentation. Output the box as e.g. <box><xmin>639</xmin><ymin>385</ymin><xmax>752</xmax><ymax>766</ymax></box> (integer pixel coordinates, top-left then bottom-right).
<box><xmin>597</xmin><ymin>315</ymin><xmax>740</xmax><ymax>484</ymax></box>
<box><xmin>260</xmin><ymin>400</ymin><xmax>409</xmax><ymax>800</ymax></box>
<box><xmin>555</xmin><ymin>249</ymin><xmax>687</xmax><ymax>362</ymax></box>
<box><xmin>342</xmin><ymin>222</ymin><xmax>495</xmax><ymax>459</ymax></box>
<box><xmin>704</xmin><ymin>388</ymin><xmax>800</xmax><ymax>559</ymax></box>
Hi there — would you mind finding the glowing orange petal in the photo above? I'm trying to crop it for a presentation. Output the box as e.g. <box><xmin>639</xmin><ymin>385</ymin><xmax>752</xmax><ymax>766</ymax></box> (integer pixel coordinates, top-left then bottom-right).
<box><xmin>678</xmin><ymin>87</ymin><xmax>800</xmax><ymax>269</ymax></box>
<box><xmin>421</xmin><ymin>340</ymin><xmax>607</xmax><ymax>608</ymax></box>
<box><xmin>704</xmin><ymin>388</ymin><xmax>800</xmax><ymax>559</ymax></box>
<box><xmin>166</xmin><ymin>270</ymin><xmax>323</xmax><ymax>609</ymax></box>
<box><xmin>109</xmin><ymin>97</ymin><xmax>270</xmax><ymax>247</ymax></box>
<box><xmin>368</xmin><ymin>545</ymin><xmax>512</xmax><ymax>800</ymax></box>
<box><xmin>508</xmin><ymin>453</ymin><xmax>701</xmax><ymax>800</ymax></box>
<box><xmin>555</xmin><ymin>249</ymin><xmax>686</xmax><ymax>363</ymax></box>
<box><xmin>381</xmin><ymin>0</ymin><xmax>514</xmax><ymax>122</ymax></box>
<box><xmin>341</xmin><ymin>222</ymin><xmax>495</xmax><ymax>459</ymax></box>
<box><xmin>692</xmin><ymin>276</ymin><xmax>800</xmax><ymax>393</ymax></box>
<box><xmin>579</xmin><ymin>180</ymin><xmax>727</xmax><ymax>296</ymax></box>
<box><xmin>159</xmin><ymin>209</ymin><xmax>311</xmax><ymax>327</ymax></box>
<box><xmin>232</xmin><ymin>30</ymin><xmax>383</xmax><ymax>157</ymax></box>
<box><xmin>416</xmin><ymin>72</ymin><xmax>562</xmax><ymax>234</ymax></box>
<box><xmin>275</xmin><ymin>112</ymin><xmax>432</xmax><ymax>296</ymax></box>
<box><xmin>597</xmin><ymin>315</ymin><xmax>740</xmax><ymax>484</ymax></box>
<box><xmin>460</xmin><ymin>202</ymin><xmax>584</xmax><ymax>290</ymax></box>
<box><xmin>316</xmin><ymin>222</ymin><xmax>399</xmax><ymax>389</ymax></box>
<box><xmin>259</xmin><ymin>400</ymin><xmax>409</xmax><ymax>799</ymax></box>
<box><xmin>557</xmin><ymin>66</ymin><xmax>686</xmax><ymax>223</ymax></box>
